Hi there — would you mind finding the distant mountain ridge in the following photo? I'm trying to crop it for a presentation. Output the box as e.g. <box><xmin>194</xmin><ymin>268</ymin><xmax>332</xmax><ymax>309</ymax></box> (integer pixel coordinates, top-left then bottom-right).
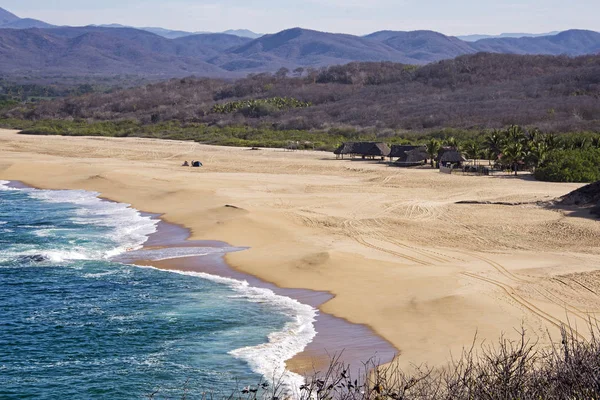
<box><xmin>0</xmin><ymin>7</ymin><xmax>51</xmax><ymax>29</ymax></box>
<box><xmin>96</xmin><ymin>23</ymin><xmax>262</xmax><ymax>39</ymax></box>
<box><xmin>0</xmin><ymin>7</ymin><xmax>19</xmax><ymax>25</ymax></box>
<box><xmin>0</xmin><ymin>7</ymin><xmax>599</xmax><ymax>77</ymax></box>
<box><xmin>458</xmin><ymin>31</ymin><xmax>560</xmax><ymax>42</ymax></box>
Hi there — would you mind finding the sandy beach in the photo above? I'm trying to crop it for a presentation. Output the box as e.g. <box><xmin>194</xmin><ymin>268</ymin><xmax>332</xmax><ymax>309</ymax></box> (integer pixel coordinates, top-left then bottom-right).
<box><xmin>1</xmin><ymin>128</ymin><xmax>600</xmax><ymax>373</ymax></box>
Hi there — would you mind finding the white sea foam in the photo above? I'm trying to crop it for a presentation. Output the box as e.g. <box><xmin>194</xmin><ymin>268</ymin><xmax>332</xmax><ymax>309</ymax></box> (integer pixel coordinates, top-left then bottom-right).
<box><xmin>0</xmin><ymin>180</ymin><xmax>13</xmax><ymax>189</ymax></box>
<box><xmin>136</xmin><ymin>265</ymin><xmax>317</xmax><ymax>396</ymax></box>
<box><xmin>0</xmin><ymin>180</ymin><xmax>158</xmax><ymax>259</ymax></box>
<box><xmin>113</xmin><ymin>246</ymin><xmax>244</xmax><ymax>263</ymax></box>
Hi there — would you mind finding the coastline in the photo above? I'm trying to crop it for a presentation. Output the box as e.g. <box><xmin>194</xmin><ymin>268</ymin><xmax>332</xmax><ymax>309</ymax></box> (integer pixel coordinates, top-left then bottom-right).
<box><xmin>4</xmin><ymin>179</ymin><xmax>397</xmax><ymax>377</ymax></box>
<box><xmin>133</xmin><ymin>217</ymin><xmax>398</xmax><ymax>375</ymax></box>
<box><xmin>2</xmin><ymin>129</ymin><xmax>600</xmax><ymax>374</ymax></box>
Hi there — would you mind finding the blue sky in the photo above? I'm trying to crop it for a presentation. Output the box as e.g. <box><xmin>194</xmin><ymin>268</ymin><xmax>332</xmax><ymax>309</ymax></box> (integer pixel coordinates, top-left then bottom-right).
<box><xmin>4</xmin><ymin>0</ymin><xmax>599</xmax><ymax>35</ymax></box>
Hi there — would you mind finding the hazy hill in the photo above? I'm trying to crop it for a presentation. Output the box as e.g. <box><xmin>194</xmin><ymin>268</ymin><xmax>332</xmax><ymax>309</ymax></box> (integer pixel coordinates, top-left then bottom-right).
<box><xmin>458</xmin><ymin>31</ymin><xmax>560</xmax><ymax>42</ymax></box>
<box><xmin>226</xmin><ymin>28</ymin><xmax>415</xmax><ymax>67</ymax></box>
<box><xmin>366</xmin><ymin>30</ymin><xmax>477</xmax><ymax>61</ymax></box>
<box><xmin>0</xmin><ymin>27</ymin><xmax>231</xmax><ymax>76</ymax></box>
<box><xmin>223</xmin><ymin>29</ymin><xmax>262</xmax><ymax>39</ymax></box>
<box><xmin>1</xmin><ymin>18</ymin><xmax>55</xmax><ymax>29</ymax></box>
<box><xmin>98</xmin><ymin>24</ymin><xmax>261</xmax><ymax>40</ymax></box>
<box><xmin>0</xmin><ymin>21</ymin><xmax>599</xmax><ymax>77</ymax></box>
<box><xmin>0</xmin><ymin>7</ymin><xmax>19</xmax><ymax>25</ymax></box>
<box><xmin>472</xmin><ymin>30</ymin><xmax>600</xmax><ymax>55</ymax></box>
<box><xmin>0</xmin><ymin>7</ymin><xmax>55</xmax><ymax>29</ymax></box>
<box><xmin>173</xmin><ymin>33</ymin><xmax>252</xmax><ymax>58</ymax></box>
<box><xmin>8</xmin><ymin>53</ymin><xmax>599</xmax><ymax>134</ymax></box>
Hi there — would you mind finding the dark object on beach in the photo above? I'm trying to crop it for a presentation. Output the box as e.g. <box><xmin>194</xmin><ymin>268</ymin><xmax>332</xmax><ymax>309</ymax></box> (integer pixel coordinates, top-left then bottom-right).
<box><xmin>191</xmin><ymin>161</ymin><xmax>203</xmax><ymax>167</ymax></box>
<box><xmin>182</xmin><ymin>161</ymin><xmax>189</xmax><ymax>166</ymax></box>
<box><xmin>250</xmin><ymin>147</ymin><xmax>261</xmax><ymax>150</ymax></box>
<box><xmin>558</xmin><ymin>180</ymin><xmax>600</xmax><ymax>217</ymax></box>
<box><xmin>559</xmin><ymin>180</ymin><xmax>600</xmax><ymax>206</ymax></box>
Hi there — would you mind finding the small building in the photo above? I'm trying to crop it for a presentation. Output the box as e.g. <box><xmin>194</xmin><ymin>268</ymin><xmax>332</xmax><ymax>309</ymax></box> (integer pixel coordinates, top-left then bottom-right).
<box><xmin>393</xmin><ymin>148</ymin><xmax>429</xmax><ymax>167</ymax></box>
<box><xmin>334</xmin><ymin>142</ymin><xmax>391</xmax><ymax>160</ymax></box>
<box><xmin>389</xmin><ymin>145</ymin><xmax>422</xmax><ymax>159</ymax></box>
<box><xmin>334</xmin><ymin>142</ymin><xmax>356</xmax><ymax>159</ymax></box>
<box><xmin>438</xmin><ymin>149</ymin><xmax>465</xmax><ymax>168</ymax></box>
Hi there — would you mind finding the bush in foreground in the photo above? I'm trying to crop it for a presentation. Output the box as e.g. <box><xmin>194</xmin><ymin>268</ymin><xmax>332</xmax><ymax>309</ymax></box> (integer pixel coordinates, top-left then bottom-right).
<box><xmin>146</xmin><ymin>324</ymin><xmax>600</xmax><ymax>399</ymax></box>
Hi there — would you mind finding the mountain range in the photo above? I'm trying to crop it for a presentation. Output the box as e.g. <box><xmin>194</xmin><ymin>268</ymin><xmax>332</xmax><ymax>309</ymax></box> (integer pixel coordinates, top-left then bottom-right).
<box><xmin>457</xmin><ymin>32</ymin><xmax>560</xmax><ymax>42</ymax></box>
<box><xmin>95</xmin><ymin>24</ymin><xmax>263</xmax><ymax>40</ymax></box>
<box><xmin>0</xmin><ymin>7</ymin><xmax>599</xmax><ymax>78</ymax></box>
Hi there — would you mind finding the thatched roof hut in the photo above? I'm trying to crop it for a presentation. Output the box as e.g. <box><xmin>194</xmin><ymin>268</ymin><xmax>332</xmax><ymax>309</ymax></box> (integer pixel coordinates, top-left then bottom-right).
<box><xmin>439</xmin><ymin>150</ymin><xmax>465</xmax><ymax>164</ymax></box>
<box><xmin>334</xmin><ymin>142</ymin><xmax>355</xmax><ymax>155</ymax></box>
<box><xmin>389</xmin><ymin>145</ymin><xmax>422</xmax><ymax>159</ymax></box>
<box><xmin>334</xmin><ymin>142</ymin><xmax>391</xmax><ymax>159</ymax></box>
<box><xmin>394</xmin><ymin>148</ymin><xmax>429</xmax><ymax>166</ymax></box>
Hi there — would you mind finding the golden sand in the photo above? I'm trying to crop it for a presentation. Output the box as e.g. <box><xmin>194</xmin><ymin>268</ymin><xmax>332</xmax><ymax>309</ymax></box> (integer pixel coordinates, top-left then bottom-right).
<box><xmin>1</xmin><ymin>129</ymin><xmax>599</xmax><ymax>371</ymax></box>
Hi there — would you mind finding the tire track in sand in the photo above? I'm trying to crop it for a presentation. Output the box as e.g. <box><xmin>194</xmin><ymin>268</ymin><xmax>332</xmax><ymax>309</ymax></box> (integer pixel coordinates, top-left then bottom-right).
<box><xmin>461</xmin><ymin>272</ymin><xmax>584</xmax><ymax>339</ymax></box>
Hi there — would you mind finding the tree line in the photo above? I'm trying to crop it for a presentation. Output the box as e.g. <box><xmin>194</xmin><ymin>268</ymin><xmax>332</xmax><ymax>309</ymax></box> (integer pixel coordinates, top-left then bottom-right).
<box><xmin>423</xmin><ymin>125</ymin><xmax>600</xmax><ymax>182</ymax></box>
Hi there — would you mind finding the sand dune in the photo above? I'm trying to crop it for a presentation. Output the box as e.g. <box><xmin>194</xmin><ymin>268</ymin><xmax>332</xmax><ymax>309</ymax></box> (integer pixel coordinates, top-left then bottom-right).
<box><xmin>1</xmin><ymin>129</ymin><xmax>599</xmax><ymax>372</ymax></box>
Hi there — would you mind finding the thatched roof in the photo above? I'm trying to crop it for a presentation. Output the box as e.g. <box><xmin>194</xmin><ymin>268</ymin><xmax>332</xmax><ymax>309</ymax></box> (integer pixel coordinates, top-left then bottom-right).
<box><xmin>395</xmin><ymin>148</ymin><xmax>429</xmax><ymax>164</ymax></box>
<box><xmin>334</xmin><ymin>142</ymin><xmax>391</xmax><ymax>156</ymax></box>
<box><xmin>439</xmin><ymin>150</ymin><xmax>465</xmax><ymax>163</ymax></box>
<box><xmin>390</xmin><ymin>145</ymin><xmax>423</xmax><ymax>158</ymax></box>
<box><xmin>334</xmin><ymin>142</ymin><xmax>355</xmax><ymax>155</ymax></box>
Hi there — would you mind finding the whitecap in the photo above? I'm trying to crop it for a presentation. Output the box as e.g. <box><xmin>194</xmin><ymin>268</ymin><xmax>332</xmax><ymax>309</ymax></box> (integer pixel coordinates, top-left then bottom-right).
<box><xmin>135</xmin><ymin>265</ymin><xmax>317</xmax><ymax>395</ymax></box>
<box><xmin>113</xmin><ymin>246</ymin><xmax>244</xmax><ymax>263</ymax></box>
<box><xmin>0</xmin><ymin>181</ymin><xmax>158</xmax><ymax>259</ymax></box>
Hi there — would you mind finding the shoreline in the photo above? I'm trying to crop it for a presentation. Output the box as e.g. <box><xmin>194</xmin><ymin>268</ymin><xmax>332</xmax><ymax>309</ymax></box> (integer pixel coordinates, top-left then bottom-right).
<box><xmin>5</xmin><ymin>179</ymin><xmax>397</xmax><ymax>377</ymax></box>
<box><xmin>135</xmin><ymin>216</ymin><xmax>398</xmax><ymax>375</ymax></box>
<box><xmin>2</xmin><ymin>129</ymin><xmax>600</xmax><ymax>374</ymax></box>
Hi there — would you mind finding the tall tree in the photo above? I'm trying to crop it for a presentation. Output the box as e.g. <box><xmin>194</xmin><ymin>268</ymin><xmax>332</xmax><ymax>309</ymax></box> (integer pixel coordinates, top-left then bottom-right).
<box><xmin>425</xmin><ymin>139</ymin><xmax>441</xmax><ymax>168</ymax></box>
<box><xmin>485</xmin><ymin>129</ymin><xmax>504</xmax><ymax>162</ymax></box>
<box><xmin>445</xmin><ymin>136</ymin><xmax>458</xmax><ymax>149</ymax></box>
<box><xmin>502</xmin><ymin>141</ymin><xmax>525</xmax><ymax>176</ymax></box>
<box><xmin>462</xmin><ymin>140</ymin><xmax>481</xmax><ymax>162</ymax></box>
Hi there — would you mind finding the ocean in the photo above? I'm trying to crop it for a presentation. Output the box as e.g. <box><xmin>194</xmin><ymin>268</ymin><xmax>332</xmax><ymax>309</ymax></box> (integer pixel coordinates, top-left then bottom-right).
<box><xmin>0</xmin><ymin>181</ymin><xmax>316</xmax><ymax>399</ymax></box>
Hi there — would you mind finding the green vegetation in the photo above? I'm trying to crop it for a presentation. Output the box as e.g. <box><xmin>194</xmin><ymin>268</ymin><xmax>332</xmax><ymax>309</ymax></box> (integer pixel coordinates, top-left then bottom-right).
<box><xmin>535</xmin><ymin>149</ymin><xmax>600</xmax><ymax>182</ymax></box>
<box><xmin>4</xmin><ymin>118</ymin><xmax>599</xmax><ymax>183</ymax></box>
<box><xmin>0</xmin><ymin>80</ymin><xmax>103</xmax><ymax>103</ymax></box>
<box><xmin>211</xmin><ymin>97</ymin><xmax>312</xmax><ymax>117</ymax></box>
<box><xmin>5</xmin><ymin>119</ymin><xmax>405</xmax><ymax>151</ymax></box>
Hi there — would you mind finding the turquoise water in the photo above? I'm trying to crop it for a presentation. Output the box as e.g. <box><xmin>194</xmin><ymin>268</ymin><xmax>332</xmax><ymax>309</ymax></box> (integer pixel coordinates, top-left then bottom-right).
<box><xmin>0</xmin><ymin>181</ymin><xmax>315</xmax><ymax>399</ymax></box>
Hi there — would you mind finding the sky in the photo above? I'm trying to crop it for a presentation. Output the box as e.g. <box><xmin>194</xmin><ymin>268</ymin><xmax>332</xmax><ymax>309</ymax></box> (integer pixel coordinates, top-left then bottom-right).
<box><xmin>3</xmin><ymin>0</ymin><xmax>599</xmax><ymax>36</ymax></box>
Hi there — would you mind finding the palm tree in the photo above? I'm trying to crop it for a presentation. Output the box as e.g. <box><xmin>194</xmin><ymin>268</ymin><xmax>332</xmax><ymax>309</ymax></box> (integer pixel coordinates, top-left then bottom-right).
<box><xmin>502</xmin><ymin>141</ymin><xmax>525</xmax><ymax>176</ymax></box>
<box><xmin>462</xmin><ymin>140</ymin><xmax>481</xmax><ymax>163</ymax></box>
<box><xmin>425</xmin><ymin>139</ymin><xmax>441</xmax><ymax>168</ymax></box>
<box><xmin>445</xmin><ymin>136</ymin><xmax>458</xmax><ymax>149</ymax></box>
<box><xmin>544</xmin><ymin>133</ymin><xmax>559</xmax><ymax>151</ymax></box>
<box><xmin>526</xmin><ymin>140</ymin><xmax>548</xmax><ymax>171</ymax></box>
<box><xmin>505</xmin><ymin>125</ymin><xmax>526</xmax><ymax>144</ymax></box>
<box><xmin>485</xmin><ymin>129</ymin><xmax>504</xmax><ymax>161</ymax></box>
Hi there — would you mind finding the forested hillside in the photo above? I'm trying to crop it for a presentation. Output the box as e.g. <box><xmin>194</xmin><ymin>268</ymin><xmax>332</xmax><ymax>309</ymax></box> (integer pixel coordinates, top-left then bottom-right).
<box><xmin>0</xmin><ymin>24</ymin><xmax>599</xmax><ymax>76</ymax></box>
<box><xmin>5</xmin><ymin>53</ymin><xmax>599</xmax><ymax>133</ymax></box>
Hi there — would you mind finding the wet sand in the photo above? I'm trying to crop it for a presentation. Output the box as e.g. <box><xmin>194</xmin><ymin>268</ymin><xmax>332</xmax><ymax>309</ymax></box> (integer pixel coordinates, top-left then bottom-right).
<box><xmin>134</xmin><ymin>218</ymin><xmax>397</xmax><ymax>375</ymax></box>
